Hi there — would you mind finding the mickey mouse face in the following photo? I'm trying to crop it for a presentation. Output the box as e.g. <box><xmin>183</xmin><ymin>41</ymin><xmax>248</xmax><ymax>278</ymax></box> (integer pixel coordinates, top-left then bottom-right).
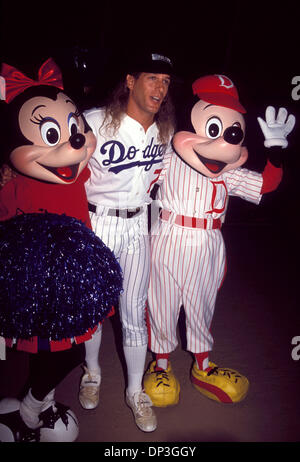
<box><xmin>10</xmin><ymin>92</ymin><xmax>96</xmax><ymax>184</ymax></box>
<box><xmin>173</xmin><ymin>99</ymin><xmax>248</xmax><ymax>178</ymax></box>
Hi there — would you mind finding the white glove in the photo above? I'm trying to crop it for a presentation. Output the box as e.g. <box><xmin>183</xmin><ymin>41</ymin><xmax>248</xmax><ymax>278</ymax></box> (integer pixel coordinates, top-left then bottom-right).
<box><xmin>257</xmin><ymin>106</ymin><xmax>296</xmax><ymax>148</ymax></box>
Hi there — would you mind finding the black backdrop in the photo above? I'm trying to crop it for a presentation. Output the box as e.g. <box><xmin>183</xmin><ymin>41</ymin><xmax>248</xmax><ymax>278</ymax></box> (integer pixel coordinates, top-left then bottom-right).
<box><xmin>1</xmin><ymin>0</ymin><xmax>299</xmax><ymax>224</ymax></box>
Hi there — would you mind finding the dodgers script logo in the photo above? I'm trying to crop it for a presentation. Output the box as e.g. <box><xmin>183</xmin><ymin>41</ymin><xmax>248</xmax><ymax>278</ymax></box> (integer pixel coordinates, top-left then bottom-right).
<box><xmin>100</xmin><ymin>137</ymin><xmax>166</xmax><ymax>174</ymax></box>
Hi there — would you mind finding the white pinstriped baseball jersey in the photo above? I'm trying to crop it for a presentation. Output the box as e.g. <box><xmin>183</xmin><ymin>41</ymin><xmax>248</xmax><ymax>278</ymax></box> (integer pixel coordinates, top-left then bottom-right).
<box><xmin>85</xmin><ymin>108</ymin><xmax>173</xmax><ymax>209</ymax></box>
<box><xmin>155</xmin><ymin>153</ymin><xmax>263</xmax><ymax>221</ymax></box>
<box><xmin>84</xmin><ymin>107</ymin><xmax>173</xmax><ymax>347</ymax></box>
<box><xmin>147</xmin><ymin>154</ymin><xmax>263</xmax><ymax>354</ymax></box>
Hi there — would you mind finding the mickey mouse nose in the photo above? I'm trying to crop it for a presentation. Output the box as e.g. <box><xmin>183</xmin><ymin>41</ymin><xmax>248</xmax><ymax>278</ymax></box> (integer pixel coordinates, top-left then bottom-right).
<box><xmin>223</xmin><ymin>126</ymin><xmax>244</xmax><ymax>145</ymax></box>
<box><xmin>69</xmin><ymin>133</ymin><xmax>85</xmax><ymax>150</ymax></box>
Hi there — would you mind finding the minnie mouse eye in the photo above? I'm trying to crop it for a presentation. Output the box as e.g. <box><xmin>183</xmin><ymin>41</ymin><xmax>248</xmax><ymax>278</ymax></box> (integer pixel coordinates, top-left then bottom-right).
<box><xmin>205</xmin><ymin>117</ymin><xmax>223</xmax><ymax>139</ymax></box>
<box><xmin>40</xmin><ymin>119</ymin><xmax>61</xmax><ymax>146</ymax></box>
<box><xmin>68</xmin><ymin>115</ymin><xmax>80</xmax><ymax>137</ymax></box>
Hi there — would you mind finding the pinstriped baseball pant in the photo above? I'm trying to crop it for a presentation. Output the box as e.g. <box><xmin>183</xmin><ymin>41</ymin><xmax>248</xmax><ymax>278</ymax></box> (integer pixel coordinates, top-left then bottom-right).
<box><xmin>148</xmin><ymin>221</ymin><xmax>226</xmax><ymax>354</ymax></box>
<box><xmin>90</xmin><ymin>210</ymin><xmax>150</xmax><ymax>347</ymax></box>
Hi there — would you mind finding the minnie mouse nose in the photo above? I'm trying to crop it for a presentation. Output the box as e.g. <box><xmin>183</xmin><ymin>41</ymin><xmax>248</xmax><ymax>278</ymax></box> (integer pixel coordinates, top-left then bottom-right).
<box><xmin>69</xmin><ymin>133</ymin><xmax>85</xmax><ymax>150</ymax></box>
<box><xmin>223</xmin><ymin>126</ymin><xmax>244</xmax><ymax>145</ymax></box>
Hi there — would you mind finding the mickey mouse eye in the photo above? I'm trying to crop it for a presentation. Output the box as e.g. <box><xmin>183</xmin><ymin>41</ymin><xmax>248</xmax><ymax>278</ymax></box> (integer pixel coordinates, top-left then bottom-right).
<box><xmin>40</xmin><ymin>119</ymin><xmax>61</xmax><ymax>146</ymax></box>
<box><xmin>68</xmin><ymin>114</ymin><xmax>80</xmax><ymax>137</ymax></box>
<box><xmin>206</xmin><ymin>117</ymin><xmax>223</xmax><ymax>139</ymax></box>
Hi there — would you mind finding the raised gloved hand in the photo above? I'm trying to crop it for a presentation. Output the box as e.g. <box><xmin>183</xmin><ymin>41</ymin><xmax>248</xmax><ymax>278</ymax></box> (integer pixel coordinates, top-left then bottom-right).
<box><xmin>257</xmin><ymin>106</ymin><xmax>295</xmax><ymax>148</ymax></box>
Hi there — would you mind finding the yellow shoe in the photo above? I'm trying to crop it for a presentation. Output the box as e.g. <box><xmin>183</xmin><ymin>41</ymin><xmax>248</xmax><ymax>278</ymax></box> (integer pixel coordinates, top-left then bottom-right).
<box><xmin>143</xmin><ymin>361</ymin><xmax>180</xmax><ymax>407</ymax></box>
<box><xmin>191</xmin><ymin>361</ymin><xmax>249</xmax><ymax>403</ymax></box>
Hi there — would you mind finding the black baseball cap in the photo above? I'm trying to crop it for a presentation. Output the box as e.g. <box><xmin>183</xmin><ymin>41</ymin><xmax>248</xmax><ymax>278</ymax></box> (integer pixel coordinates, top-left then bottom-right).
<box><xmin>127</xmin><ymin>51</ymin><xmax>174</xmax><ymax>76</ymax></box>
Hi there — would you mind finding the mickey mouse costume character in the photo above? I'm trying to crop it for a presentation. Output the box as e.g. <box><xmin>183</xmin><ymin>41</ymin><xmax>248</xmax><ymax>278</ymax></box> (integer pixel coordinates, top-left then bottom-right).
<box><xmin>0</xmin><ymin>59</ymin><xmax>122</xmax><ymax>441</ymax></box>
<box><xmin>144</xmin><ymin>74</ymin><xmax>295</xmax><ymax>406</ymax></box>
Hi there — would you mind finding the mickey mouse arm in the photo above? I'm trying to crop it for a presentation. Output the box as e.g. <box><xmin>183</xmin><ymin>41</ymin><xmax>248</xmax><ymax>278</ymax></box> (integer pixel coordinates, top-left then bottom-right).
<box><xmin>258</xmin><ymin>106</ymin><xmax>295</xmax><ymax>194</ymax></box>
<box><xmin>261</xmin><ymin>156</ymin><xmax>283</xmax><ymax>194</ymax></box>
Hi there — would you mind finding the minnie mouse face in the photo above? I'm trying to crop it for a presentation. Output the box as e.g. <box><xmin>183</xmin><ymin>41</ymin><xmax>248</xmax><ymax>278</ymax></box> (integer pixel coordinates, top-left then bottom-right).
<box><xmin>9</xmin><ymin>88</ymin><xmax>96</xmax><ymax>184</ymax></box>
<box><xmin>173</xmin><ymin>99</ymin><xmax>248</xmax><ymax>178</ymax></box>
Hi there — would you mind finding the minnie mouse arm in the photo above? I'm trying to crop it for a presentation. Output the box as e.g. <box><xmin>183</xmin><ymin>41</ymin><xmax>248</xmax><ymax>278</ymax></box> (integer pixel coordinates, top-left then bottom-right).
<box><xmin>0</xmin><ymin>164</ymin><xmax>17</xmax><ymax>189</ymax></box>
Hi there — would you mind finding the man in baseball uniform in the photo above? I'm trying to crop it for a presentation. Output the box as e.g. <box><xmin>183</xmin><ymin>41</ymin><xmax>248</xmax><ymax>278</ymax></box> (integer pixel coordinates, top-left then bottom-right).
<box><xmin>79</xmin><ymin>52</ymin><xmax>176</xmax><ymax>432</ymax></box>
<box><xmin>144</xmin><ymin>74</ymin><xmax>295</xmax><ymax>406</ymax></box>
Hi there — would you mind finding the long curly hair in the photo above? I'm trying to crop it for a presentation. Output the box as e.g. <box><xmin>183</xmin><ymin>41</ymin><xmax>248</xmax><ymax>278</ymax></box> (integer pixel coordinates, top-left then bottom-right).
<box><xmin>100</xmin><ymin>73</ymin><xmax>175</xmax><ymax>144</ymax></box>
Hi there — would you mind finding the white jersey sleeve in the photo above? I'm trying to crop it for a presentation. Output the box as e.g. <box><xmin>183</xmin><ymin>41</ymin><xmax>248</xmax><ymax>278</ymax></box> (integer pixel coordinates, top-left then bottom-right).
<box><xmin>224</xmin><ymin>167</ymin><xmax>263</xmax><ymax>204</ymax></box>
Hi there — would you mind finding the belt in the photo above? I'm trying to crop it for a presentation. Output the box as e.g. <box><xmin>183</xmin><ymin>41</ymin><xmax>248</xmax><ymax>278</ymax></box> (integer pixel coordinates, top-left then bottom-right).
<box><xmin>160</xmin><ymin>209</ymin><xmax>222</xmax><ymax>230</ymax></box>
<box><xmin>88</xmin><ymin>202</ymin><xmax>141</xmax><ymax>219</ymax></box>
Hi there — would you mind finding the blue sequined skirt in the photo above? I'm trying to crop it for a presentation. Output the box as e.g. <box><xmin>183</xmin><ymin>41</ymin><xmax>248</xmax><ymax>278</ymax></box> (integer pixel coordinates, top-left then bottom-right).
<box><xmin>0</xmin><ymin>212</ymin><xmax>123</xmax><ymax>341</ymax></box>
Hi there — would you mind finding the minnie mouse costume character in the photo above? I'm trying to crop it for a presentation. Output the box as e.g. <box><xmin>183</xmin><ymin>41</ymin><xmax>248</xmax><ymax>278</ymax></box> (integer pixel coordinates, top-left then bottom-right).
<box><xmin>0</xmin><ymin>59</ymin><xmax>122</xmax><ymax>441</ymax></box>
<box><xmin>144</xmin><ymin>74</ymin><xmax>295</xmax><ymax>406</ymax></box>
